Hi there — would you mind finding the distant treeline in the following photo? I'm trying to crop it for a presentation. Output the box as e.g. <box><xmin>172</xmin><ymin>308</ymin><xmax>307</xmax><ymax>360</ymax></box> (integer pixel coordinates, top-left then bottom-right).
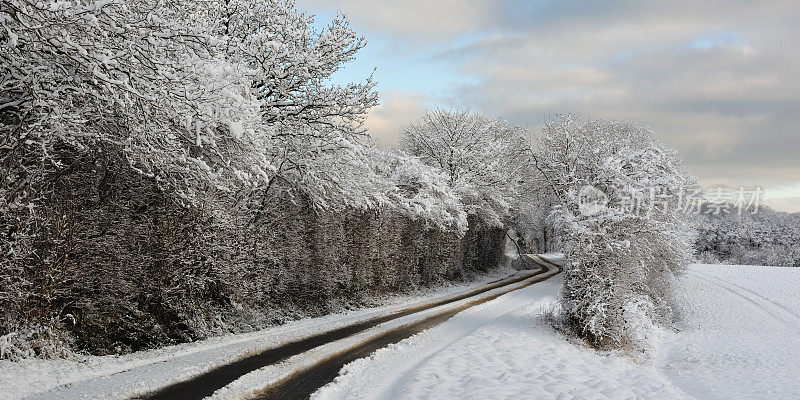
<box><xmin>696</xmin><ymin>206</ymin><xmax>800</xmax><ymax>267</ymax></box>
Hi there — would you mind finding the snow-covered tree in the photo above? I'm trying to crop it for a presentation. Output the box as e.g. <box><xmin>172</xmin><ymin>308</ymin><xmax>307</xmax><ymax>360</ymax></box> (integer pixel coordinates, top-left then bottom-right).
<box><xmin>0</xmin><ymin>0</ymin><xmax>277</xmax><ymax>216</ymax></box>
<box><xmin>1</xmin><ymin>0</ymin><xmax>380</xmax><ymax>216</ymax></box>
<box><xmin>213</xmin><ymin>0</ymin><xmax>380</xmax><ymax>210</ymax></box>
<box><xmin>214</xmin><ymin>0</ymin><xmax>376</xmax><ymax>134</ymax></box>
<box><xmin>533</xmin><ymin>115</ymin><xmax>696</xmax><ymax>351</ymax></box>
<box><xmin>368</xmin><ymin>148</ymin><xmax>468</xmax><ymax>234</ymax></box>
<box><xmin>402</xmin><ymin>109</ymin><xmax>531</xmax><ymax>227</ymax></box>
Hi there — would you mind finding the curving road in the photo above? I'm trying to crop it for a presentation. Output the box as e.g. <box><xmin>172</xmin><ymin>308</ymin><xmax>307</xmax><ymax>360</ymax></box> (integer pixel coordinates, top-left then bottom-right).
<box><xmin>253</xmin><ymin>255</ymin><xmax>561</xmax><ymax>400</ymax></box>
<box><xmin>133</xmin><ymin>256</ymin><xmax>561</xmax><ymax>400</ymax></box>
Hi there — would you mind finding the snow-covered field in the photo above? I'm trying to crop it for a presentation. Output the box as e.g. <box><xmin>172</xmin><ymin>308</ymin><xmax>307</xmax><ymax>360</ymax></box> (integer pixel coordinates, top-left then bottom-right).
<box><xmin>661</xmin><ymin>264</ymin><xmax>800</xmax><ymax>399</ymax></box>
<box><xmin>313</xmin><ymin>264</ymin><xmax>800</xmax><ymax>400</ymax></box>
<box><xmin>0</xmin><ymin>268</ymin><xmax>518</xmax><ymax>400</ymax></box>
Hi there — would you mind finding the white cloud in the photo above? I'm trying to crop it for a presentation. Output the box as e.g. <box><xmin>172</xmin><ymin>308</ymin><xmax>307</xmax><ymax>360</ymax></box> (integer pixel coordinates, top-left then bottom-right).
<box><xmin>298</xmin><ymin>0</ymin><xmax>800</xmax><ymax>211</ymax></box>
<box><xmin>763</xmin><ymin>196</ymin><xmax>800</xmax><ymax>213</ymax></box>
<box><xmin>364</xmin><ymin>90</ymin><xmax>428</xmax><ymax>147</ymax></box>
<box><xmin>296</xmin><ymin>0</ymin><xmax>500</xmax><ymax>41</ymax></box>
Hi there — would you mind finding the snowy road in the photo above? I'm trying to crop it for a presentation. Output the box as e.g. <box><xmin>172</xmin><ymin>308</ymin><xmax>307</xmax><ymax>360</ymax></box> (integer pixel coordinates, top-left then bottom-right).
<box><xmin>308</xmin><ymin>262</ymin><xmax>800</xmax><ymax>400</ymax></box>
<box><xmin>0</xmin><ymin>262</ymin><xmax>553</xmax><ymax>400</ymax></box>
<box><xmin>254</xmin><ymin>255</ymin><xmax>561</xmax><ymax>399</ymax></box>
<box><xmin>311</xmin><ymin>264</ymin><xmax>689</xmax><ymax>400</ymax></box>
<box><xmin>142</xmin><ymin>262</ymin><xmax>558</xmax><ymax>400</ymax></box>
<box><xmin>7</xmin><ymin>261</ymin><xmax>796</xmax><ymax>400</ymax></box>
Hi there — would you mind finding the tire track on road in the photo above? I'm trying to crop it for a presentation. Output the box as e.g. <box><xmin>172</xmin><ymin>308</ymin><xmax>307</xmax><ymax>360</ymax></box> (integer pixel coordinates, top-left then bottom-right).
<box><xmin>252</xmin><ymin>256</ymin><xmax>562</xmax><ymax>400</ymax></box>
<box><xmin>132</xmin><ymin>267</ymin><xmax>551</xmax><ymax>400</ymax></box>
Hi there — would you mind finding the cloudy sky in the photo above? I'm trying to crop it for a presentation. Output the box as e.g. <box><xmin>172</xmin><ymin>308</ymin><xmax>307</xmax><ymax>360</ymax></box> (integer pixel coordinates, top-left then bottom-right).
<box><xmin>297</xmin><ymin>0</ymin><xmax>800</xmax><ymax>212</ymax></box>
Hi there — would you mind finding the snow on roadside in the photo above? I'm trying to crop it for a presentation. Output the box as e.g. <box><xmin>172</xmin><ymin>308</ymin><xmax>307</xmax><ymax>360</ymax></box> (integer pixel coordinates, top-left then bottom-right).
<box><xmin>659</xmin><ymin>264</ymin><xmax>800</xmax><ymax>400</ymax></box>
<box><xmin>0</xmin><ymin>267</ymin><xmax>517</xmax><ymax>400</ymax></box>
<box><xmin>15</xmin><ymin>258</ymin><xmax>794</xmax><ymax>400</ymax></box>
<box><xmin>312</xmin><ymin>274</ymin><xmax>690</xmax><ymax>400</ymax></box>
<box><xmin>311</xmin><ymin>260</ymin><xmax>800</xmax><ymax>400</ymax></box>
<box><xmin>206</xmin><ymin>269</ymin><xmax>551</xmax><ymax>399</ymax></box>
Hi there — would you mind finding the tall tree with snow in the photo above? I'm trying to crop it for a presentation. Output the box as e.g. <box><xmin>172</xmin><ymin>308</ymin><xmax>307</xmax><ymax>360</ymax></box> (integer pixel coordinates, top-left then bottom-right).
<box><xmin>402</xmin><ymin>109</ymin><xmax>531</xmax><ymax>227</ymax></box>
<box><xmin>213</xmin><ymin>0</ymin><xmax>380</xmax><ymax>210</ymax></box>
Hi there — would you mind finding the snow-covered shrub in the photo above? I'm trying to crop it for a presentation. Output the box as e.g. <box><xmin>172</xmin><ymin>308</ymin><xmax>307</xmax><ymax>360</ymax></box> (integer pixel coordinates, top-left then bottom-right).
<box><xmin>533</xmin><ymin>116</ymin><xmax>695</xmax><ymax>351</ymax></box>
<box><xmin>0</xmin><ymin>147</ymin><xmax>229</xmax><ymax>354</ymax></box>
<box><xmin>0</xmin><ymin>322</ymin><xmax>74</xmax><ymax>361</ymax></box>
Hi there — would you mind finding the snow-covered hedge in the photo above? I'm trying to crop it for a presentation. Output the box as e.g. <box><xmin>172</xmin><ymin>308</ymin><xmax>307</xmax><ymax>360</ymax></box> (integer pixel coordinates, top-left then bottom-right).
<box><xmin>0</xmin><ymin>145</ymin><xmax>505</xmax><ymax>358</ymax></box>
<box><xmin>0</xmin><ymin>1</ymin><xmax>513</xmax><ymax>359</ymax></box>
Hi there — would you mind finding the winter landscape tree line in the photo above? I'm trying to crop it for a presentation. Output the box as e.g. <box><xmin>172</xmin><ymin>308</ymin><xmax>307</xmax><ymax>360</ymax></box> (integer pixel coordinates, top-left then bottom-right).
<box><xmin>697</xmin><ymin>206</ymin><xmax>800</xmax><ymax>267</ymax></box>
<box><xmin>1</xmin><ymin>0</ymin><xmax>797</xmax><ymax>360</ymax></box>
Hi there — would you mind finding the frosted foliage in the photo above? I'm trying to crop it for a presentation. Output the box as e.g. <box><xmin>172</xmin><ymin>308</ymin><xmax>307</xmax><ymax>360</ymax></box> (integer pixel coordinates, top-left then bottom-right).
<box><xmin>369</xmin><ymin>148</ymin><xmax>468</xmax><ymax>233</ymax></box>
<box><xmin>402</xmin><ymin>109</ymin><xmax>531</xmax><ymax>227</ymax></box>
<box><xmin>533</xmin><ymin>116</ymin><xmax>696</xmax><ymax>350</ymax></box>
<box><xmin>212</xmin><ymin>0</ymin><xmax>377</xmax><ymax>134</ymax></box>
<box><xmin>0</xmin><ymin>0</ymin><xmax>383</xmax><ymax>217</ymax></box>
<box><xmin>697</xmin><ymin>206</ymin><xmax>800</xmax><ymax>267</ymax></box>
<box><xmin>1</xmin><ymin>1</ymin><xmax>275</xmax><ymax>213</ymax></box>
<box><xmin>209</xmin><ymin>0</ymin><xmax>381</xmax><ymax>210</ymax></box>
